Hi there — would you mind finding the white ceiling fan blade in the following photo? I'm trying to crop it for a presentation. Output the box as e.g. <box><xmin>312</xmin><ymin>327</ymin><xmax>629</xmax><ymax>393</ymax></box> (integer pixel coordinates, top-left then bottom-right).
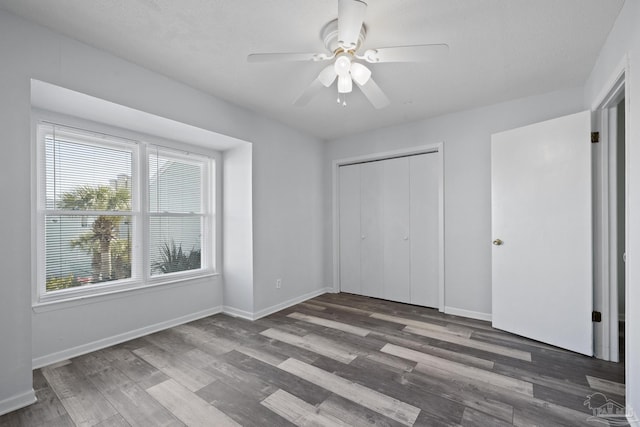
<box><xmin>294</xmin><ymin>79</ymin><xmax>324</xmax><ymax>106</ymax></box>
<box><xmin>356</xmin><ymin>77</ymin><xmax>390</xmax><ymax>109</ymax></box>
<box><xmin>248</xmin><ymin>52</ymin><xmax>333</xmax><ymax>63</ymax></box>
<box><xmin>360</xmin><ymin>44</ymin><xmax>449</xmax><ymax>63</ymax></box>
<box><xmin>338</xmin><ymin>0</ymin><xmax>367</xmax><ymax>49</ymax></box>
<box><xmin>294</xmin><ymin>65</ymin><xmax>337</xmax><ymax>106</ymax></box>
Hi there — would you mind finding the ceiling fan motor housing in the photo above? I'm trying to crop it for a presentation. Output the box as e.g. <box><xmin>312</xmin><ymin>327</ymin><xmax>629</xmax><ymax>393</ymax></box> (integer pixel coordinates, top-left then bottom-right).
<box><xmin>321</xmin><ymin>19</ymin><xmax>367</xmax><ymax>54</ymax></box>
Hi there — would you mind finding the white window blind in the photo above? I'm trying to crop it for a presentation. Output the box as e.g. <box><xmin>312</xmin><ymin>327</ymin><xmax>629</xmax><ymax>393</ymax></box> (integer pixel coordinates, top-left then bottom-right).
<box><xmin>42</xmin><ymin>124</ymin><xmax>135</xmax><ymax>292</ymax></box>
<box><xmin>37</xmin><ymin>121</ymin><xmax>215</xmax><ymax>301</ymax></box>
<box><xmin>148</xmin><ymin>147</ymin><xmax>207</xmax><ymax>276</ymax></box>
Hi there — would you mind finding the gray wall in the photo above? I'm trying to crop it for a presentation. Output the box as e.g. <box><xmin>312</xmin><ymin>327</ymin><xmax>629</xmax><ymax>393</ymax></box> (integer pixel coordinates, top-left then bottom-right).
<box><xmin>252</xmin><ymin>133</ymin><xmax>327</xmax><ymax>316</ymax></box>
<box><xmin>0</xmin><ymin>10</ymin><xmax>34</xmax><ymax>412</ymax></box>
<box><xmin>325</xmin><ymin>87</ymin><xmax>585</xmax><ymax>319</ymax></box>
<box><xmin>0</xmin><ymin>9</ymin><xmax>325</xmax><ymax>412</ymax></box>
<box><xmin>223</xmin><ymin>144</ymin><xmax>254</xmax><ymax>316</ymax></box>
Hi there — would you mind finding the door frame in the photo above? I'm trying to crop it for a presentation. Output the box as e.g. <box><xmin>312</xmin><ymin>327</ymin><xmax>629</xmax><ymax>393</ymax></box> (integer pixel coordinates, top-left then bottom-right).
<box><xmin>332</xmin><ymin>143</ymin><xmax>445</xmax><ymax>311</ymax></box>
<box><xmin>591</xmin><ymin>54</ymin><xmax>630</xmax><ymax>364</ymax></box>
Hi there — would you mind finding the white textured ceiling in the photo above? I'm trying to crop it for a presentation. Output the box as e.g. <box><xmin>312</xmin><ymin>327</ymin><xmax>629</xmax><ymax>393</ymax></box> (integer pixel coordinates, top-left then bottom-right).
<box><xmin>0</xmin><ymin>0</ymin><xmax>624</xmax><ymax>140</ymax></box>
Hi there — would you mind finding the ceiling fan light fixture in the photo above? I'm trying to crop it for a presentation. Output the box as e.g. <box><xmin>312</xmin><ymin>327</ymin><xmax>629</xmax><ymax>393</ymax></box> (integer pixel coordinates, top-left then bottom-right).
<box><xmin>338</xmin><ymin>75</ymin><xmax>353</xmax><ymax>93</ymax></box>
<box><xmin>349</xmin><ymin>62</ymin><xmax>371</xmax><ymax>85</ymax></box>
<box><xmin>318</xmin><ymin>64</ymin><xmax>339</xmax><ymax>87</ymax></box>
<box><xmin>334</xmin><ymin>55</ymin><xmax>352</xmax><ymax>77</ymax></box>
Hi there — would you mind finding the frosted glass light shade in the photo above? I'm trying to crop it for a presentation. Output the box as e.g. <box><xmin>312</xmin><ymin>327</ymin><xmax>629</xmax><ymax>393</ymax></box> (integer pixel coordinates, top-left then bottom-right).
<box><xmin>350</xmin><ymin>62</ymin><xmax>371</xmax><ymax>85</ymax></box>
<box><xmin>338</xmin><ymin>75</ymin><xmax>353</xmax><ymax>93</ymax></box>
<box><xmin>334</xmin><ymin>55</ymin><xmax>352</xmax><ymax>77</ymax></box>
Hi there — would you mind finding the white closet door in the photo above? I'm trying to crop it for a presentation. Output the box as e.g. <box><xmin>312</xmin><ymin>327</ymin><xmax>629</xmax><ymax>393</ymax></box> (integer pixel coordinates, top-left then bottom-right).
<box><xmin>410</xmin><ymin>154</ymin><xmax>440</xmax><ymax>307</ymax></box>
<box><xmin>360</xmin><ymin>161</ymin><xmax>384</xmax><ymax>297</ymax></box>
<box><xmin>339</xmin><ymin>164</ymin><xmax>361</xmax><ymax>294</ymax></box>
<box><xmin>383</xmin><ymin>157</ymin><xmax>411</xmax><ymax>303</ymax></box>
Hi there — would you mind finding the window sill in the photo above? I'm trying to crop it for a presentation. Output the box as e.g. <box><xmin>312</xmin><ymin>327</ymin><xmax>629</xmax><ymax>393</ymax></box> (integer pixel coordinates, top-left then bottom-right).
<box><xmin>33</xmin><ymin>272</ymin><xmax>220</xmax><ymax>313</ymax></box>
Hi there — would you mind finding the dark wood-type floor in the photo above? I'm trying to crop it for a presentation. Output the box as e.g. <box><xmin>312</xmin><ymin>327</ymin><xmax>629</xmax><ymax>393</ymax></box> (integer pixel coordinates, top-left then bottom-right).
<box><xmin>0</xmin><ymin>293</ymin><xmax>628</xmax><ymax>426</ymax></box>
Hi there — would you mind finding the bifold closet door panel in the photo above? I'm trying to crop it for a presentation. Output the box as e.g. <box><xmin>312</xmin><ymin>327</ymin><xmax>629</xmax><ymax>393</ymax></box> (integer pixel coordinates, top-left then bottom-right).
<box><xmin>360</xmin><ymin>161</ymin><xmax>384</xmax><ymax>298</ymax></box>
<box><xmin>382</xmin><ymin>157</ymin><xmax>411</xmax><ymax>303</ymax></box>
<box><xmin>339</xmin><ymin>164</ymin><xmax>361</xmax><ymax>294</ymax></box>
<box><xmin>410</xmin><ymin>153</ymin><xmax>440</xmax><ymax>308</ymax></box>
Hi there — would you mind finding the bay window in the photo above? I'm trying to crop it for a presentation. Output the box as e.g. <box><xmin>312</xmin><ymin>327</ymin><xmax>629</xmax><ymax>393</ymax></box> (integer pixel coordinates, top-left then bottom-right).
<box><xmin>36</xmin><ymin>121</ymin><xmax>215</xmax><ymax>302</ymax></box>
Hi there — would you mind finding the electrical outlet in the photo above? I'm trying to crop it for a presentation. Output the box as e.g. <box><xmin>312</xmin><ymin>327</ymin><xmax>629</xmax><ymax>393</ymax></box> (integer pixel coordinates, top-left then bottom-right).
<box><xmin>276</xmin><ymin>278</ymin><xmax>282</xmax><ymax>289</ymax></box>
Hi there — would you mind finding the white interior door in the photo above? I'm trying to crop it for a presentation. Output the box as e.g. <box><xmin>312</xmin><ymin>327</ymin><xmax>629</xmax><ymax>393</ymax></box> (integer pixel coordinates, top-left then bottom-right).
<box><xmin>339</xmin><ymin>164</ymin><xmax>361</xmax><ymax>294</ymax></box>
<box><xmin>491</xmin><ymin>110</ymin><xmax>593</xmax><ymax>355</ymax></box>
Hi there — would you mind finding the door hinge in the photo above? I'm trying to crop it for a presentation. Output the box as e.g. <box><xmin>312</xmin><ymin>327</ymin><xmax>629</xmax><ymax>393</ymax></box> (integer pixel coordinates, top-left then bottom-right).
<box><xmin>592</xmin><ymin>311</ymin><xmax>602</xmax><ymax>322</ymax></box>
<box><xmin>591</xmin><ymin>132</ymin><xmax>600</xmax><ymax>143</ymax></box>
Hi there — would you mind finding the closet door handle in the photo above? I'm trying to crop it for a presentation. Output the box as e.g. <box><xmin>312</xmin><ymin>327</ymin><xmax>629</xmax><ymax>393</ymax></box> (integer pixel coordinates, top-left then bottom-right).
<box><xmin>361</xmin><ymin>235</ymin><xmax>366</xmax><ymax>240</ymax></box>
<box><xmin>403</xmin><ymin>236</ymin><xmax>409</xmax><ymax>241</ymax></box>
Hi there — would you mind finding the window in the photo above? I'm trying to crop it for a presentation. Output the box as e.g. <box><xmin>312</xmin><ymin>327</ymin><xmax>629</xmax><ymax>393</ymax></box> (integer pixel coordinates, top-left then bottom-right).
<box><xmin>37</xmin><ymin>122</ymin><xmax>215</xmax><ymax>301</ymax></box>
<box><xmin>148</xmin><ymin>148</ymin><xmax>208</xmax><ymax>277</ymax></box>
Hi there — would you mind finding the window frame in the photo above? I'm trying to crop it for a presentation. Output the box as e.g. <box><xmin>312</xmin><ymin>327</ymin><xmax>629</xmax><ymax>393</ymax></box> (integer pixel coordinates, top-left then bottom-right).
<box><xmin>33</xmin><ymin>113</ymin><xmax>218</xmax><ymax>306</ymax></box>
<box><xmin>146</xmin><ymin>145</ymin><xmax>214</xmax><ymax>281</ymax></box>
<box><xmin>37</xmin><ymin>123</ymin><xmax>140</xmax><ymax>298</ymax></box>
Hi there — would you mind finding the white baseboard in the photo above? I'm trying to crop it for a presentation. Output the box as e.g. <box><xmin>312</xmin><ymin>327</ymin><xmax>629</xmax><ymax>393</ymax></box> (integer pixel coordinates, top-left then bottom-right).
<box><xmin>252</xmin><ymin>287</ymin><xmax>332</xmax><ymax>320</ymax></box>
<box><xmin>444</xmin><ymin>306</ymin><xmax>492</xmax><ymax>322</ymax></box>
<box><xmin>32</xmin><ymin>306</ymin><xmax>223</xmax><ymax>369</ymax></box>
<box><xmin>222</xmin><ymin>288</ymin><xmax>331</xmax><ymax>321</ymax></box>
<box><xmin>627</xmin><ymin>405</ymin><xmax>639</xmax><ymax>426</ymax></box>
<box><xmin>0</xmin><ymin>389</ymin><xmax>36</xmax><ymax>416</ymax></box>
<box><xmin>222</xmin><ymin>305</ymin><xmax>255</xmax><ymax>320</ymax></box>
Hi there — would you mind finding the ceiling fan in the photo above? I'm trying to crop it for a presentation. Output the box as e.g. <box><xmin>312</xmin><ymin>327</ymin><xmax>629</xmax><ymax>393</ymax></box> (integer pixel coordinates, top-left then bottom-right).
<box><xmin>247</xmin><ymin>0</ymin><xmax>449</xmax><ymax>109</ymax></box>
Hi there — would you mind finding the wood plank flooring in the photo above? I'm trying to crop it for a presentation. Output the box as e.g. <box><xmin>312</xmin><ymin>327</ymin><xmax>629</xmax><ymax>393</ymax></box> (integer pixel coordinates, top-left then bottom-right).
<box><xmin>0</xmin><ymin>293</ymin><xmax>628</xmax><ymax>426</ymax></box>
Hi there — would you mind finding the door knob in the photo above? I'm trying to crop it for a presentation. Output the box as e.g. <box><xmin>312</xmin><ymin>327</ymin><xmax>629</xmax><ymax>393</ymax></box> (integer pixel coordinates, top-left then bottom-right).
<box><xmin>492</xmin><ymin>239</ymin><xmax>503</xmax><ymax>246</ymax></box>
